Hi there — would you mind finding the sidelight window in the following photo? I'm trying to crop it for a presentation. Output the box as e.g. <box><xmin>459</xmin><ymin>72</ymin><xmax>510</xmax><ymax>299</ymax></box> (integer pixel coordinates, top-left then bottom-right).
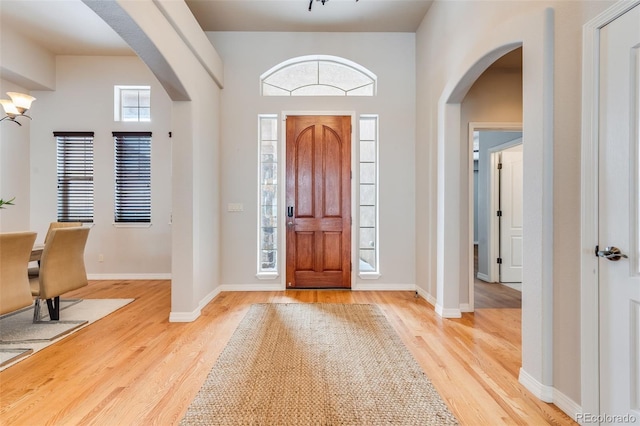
<box><xmin>257</xmin><ymin>115</ymin><xmax>279</xmax><ymax>277</ymax></box>
<box><xmin>358</xmin><ymin>115</ymin><xmax>379</xmax><ymax>276</ymax></box>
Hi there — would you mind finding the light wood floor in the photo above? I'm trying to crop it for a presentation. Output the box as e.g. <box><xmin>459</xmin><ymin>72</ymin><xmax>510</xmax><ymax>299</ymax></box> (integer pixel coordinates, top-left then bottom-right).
<box><xmin>0</xmin><ymin>280</ymin><xmax>574</xmax><ymax>425</ymax></box>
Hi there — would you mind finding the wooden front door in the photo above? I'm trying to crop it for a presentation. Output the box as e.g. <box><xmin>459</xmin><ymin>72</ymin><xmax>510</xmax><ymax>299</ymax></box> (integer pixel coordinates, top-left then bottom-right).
<box><xmin>286</xmin><ymin>115</ymin><xmax>351</xmax><ymax>289</ymax></box>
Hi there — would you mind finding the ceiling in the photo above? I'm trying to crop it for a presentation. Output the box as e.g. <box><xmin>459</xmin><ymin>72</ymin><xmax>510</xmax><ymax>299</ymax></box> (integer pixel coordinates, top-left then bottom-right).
<box><xmin>0</xmin><ymin>0</ymin><xmax>434</xmax><ymax>56</ymax></box>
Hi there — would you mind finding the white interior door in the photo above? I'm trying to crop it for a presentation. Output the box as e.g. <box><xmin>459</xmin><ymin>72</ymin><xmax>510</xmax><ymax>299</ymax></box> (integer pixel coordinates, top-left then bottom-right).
<box><xmin>598</xmin><ymin>4</ymin><xmax>640</xmax><ymax>418</ymax></box>
<box><xmin>499</xmin><ymin>144</ymin><xmax>523</xmax><ymax>283</ymax></box>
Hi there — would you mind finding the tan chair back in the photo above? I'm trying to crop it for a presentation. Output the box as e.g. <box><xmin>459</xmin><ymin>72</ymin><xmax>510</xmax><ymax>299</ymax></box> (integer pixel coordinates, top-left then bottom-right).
<box><xmin>34</xmin><ymin>227</ymin><xmax>89</xmax><ymax>300</ymax></box>
<box><xmin>0</xmin><ymin>232</ymin><xmax>37</xmax><ymax>315</ymax></box>
<box><xmin>45</xmin><ymin>222</ymin><xmax>82</xmax><ymax>244</ymax></box>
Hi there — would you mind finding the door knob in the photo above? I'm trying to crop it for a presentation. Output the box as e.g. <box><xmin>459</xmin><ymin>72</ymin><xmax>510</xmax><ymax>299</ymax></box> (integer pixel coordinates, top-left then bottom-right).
<box><xmin>596</xmin><ymin>246</ymin><xmax>628</xmax><ymax>261</ymax></box>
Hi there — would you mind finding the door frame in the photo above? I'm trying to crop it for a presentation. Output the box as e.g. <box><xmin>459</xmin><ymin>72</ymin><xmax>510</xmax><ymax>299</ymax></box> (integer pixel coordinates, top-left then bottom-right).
<box><xmin>280</xmin><ymin>110</ymin><xmax>356</xmax><ymax>290</ymax></box>
<box><xmin>467</xmin><ymin>122</ymin><xmax>522</xmax><ymax>311</ymax></box>
<box><xmin>580</xmin><ymin>0</ymin><xmax>640</xmax><ymax>416</ymax></box>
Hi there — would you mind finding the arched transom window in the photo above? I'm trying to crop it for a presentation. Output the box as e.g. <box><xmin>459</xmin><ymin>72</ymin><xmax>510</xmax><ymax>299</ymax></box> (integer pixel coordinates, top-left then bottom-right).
<box><xmin>261</xmin><ymin>55</ymin><xmax>377</xmax><ymax>96</ymax></box>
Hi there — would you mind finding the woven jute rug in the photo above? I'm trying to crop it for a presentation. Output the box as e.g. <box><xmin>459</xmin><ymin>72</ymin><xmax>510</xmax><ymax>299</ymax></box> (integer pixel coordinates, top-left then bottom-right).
<box><xmin>180</xmin><ymin>303</ymin><xmax>458</xmax><ymax>425</ymax></box>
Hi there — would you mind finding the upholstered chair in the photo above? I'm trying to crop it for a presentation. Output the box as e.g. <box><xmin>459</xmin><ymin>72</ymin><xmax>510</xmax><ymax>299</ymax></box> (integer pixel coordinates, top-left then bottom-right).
<box><xmin>30</xmin><ymin>227</ymin><xmax>89</xmax><ymax>321</ymax></box>
<box><xmin>0</xmin><ymin>232</ymin><xmax>37</xmax><ymax>315</ymax></box>
<box><xmin>29</xmin><ymin>222</ymin><xmax>82</xmax><ymax>278</ymax></box>
<box><xmin>44</xmin><ymin>222</ymin><xmax>83</xmax><ymax>243</ymax></box>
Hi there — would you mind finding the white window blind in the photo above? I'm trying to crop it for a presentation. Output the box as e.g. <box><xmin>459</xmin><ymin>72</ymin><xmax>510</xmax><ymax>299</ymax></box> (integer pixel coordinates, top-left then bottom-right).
<box><xmin>113</xmin><ymin>132</ymin><xmax>151</xmax><ymax>223</ymax></box>
<box><xmin>55</xmin><ymin>131</ymin><xmax>94</xmax><ymax>223</ymax></box>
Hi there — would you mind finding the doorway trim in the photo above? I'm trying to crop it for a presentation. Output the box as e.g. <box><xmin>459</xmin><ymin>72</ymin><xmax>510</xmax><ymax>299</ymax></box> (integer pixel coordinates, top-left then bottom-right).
<box><xmin>280</xmin><ymin>110</ymin><xmax>356</xmax><ymax>291</ymax></box>
<box><xmin>580</xmin><ymin>0</ymin><xmax>640</xmax><ymax>416</ymax></box>
<box><xmin>467</xmin><ymin>122</ymin><xmax>522</xmax><ymax>312</ymax></box>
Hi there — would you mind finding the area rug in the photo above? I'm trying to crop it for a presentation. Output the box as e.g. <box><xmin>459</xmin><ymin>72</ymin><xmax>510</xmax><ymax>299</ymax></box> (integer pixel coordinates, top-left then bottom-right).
<box><xmin>180</xmin><ymin>303</ymin><xmax>458</xmax><ymax>425</ymax></box>
<box><xmin>0</xmin><ymin>298</ymin><xmax>134</xmax><ymax>370</ymax></box>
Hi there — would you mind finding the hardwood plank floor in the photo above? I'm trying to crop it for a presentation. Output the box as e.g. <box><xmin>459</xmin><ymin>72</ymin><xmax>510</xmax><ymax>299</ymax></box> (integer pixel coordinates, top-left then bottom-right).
<box><xmin>0</xmin><ymin>280</ymin><xmax>574</xmax><ymax>425</ymax></box>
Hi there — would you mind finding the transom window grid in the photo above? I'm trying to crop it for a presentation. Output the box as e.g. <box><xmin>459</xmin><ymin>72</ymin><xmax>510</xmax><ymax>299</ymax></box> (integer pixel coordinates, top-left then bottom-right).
<box><xmin>113</xmin><ymin>132</ymin><xmax>152</xmax><ymax>223</ymax></box>
<box><xmin>55</xmin><ymin>132</ymin><xmax>94</xmax><ymax>223</ymax></box>
<box><xmin>114</xmin><ymin>85</ymin><xmax>150</xmax><ymax>122</ymax></box>
<box><xmin>258</xmin><ymin>115</ymin><xmax>279</xmax><ymax>274</ymax></box>
<box><xmin>261</xmin><ymin>56</ymin><xmax>376</xmax><ymax>97</ymax></box>
<box><xmin>359</xmin><ymin>115</ymin><xmax>379</xmax><ymax>274</ymax></box>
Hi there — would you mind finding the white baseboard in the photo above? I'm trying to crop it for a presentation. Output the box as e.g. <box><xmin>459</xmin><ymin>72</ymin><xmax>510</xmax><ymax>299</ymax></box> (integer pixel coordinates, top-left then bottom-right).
<box><xmin>476</xmin><ymin>272</ymin><xmax>491</xmax><ymax>282</ymax></box>
<box><xmin>351</xmin><ymin>283</ymin><xmax>416</xmax><ymax>291</ymax></box>
<box><xmin>169</xmin><ymin>286</ymin><xmax>221</xmax><ymax>323</ymax></box>
<box><xmin>88</xmin><ymin>273</ymin><xmax>172</xmax><ymax>280</ymax></box>
<box><xmin>415</xmin><ymin>287</ymin><xmax>436</xmax><ymax>306</ymax></box>
<box><xmin>435</xmin><ymin>304</ymin><xmax>462</xmax><ymax>318</ymax></box>
<box><xmin>518</xmin><ymin>368</ymin><xmax>554</xmax><ymax>402</ymax></box>
<box><xmin>219</xmin><ymin>283</ymin><xmax>285</xmax><ymax>291</ymax></box>
<box><xmin>416</xmin><ymin>288</ymin><xmax>466</xmax><ymax>316</ymax></box>
<box><xmin>553</xmin><ymin>388</ymin><xmax>582</xmax><ymax>423</ymax></box>
<box><xmin>518</xmin><ymin>368</ymin><xmax>582</xmax><ymax>421</ymax></box>
<box><xmin>169</xmin><ymin>308</ymin><xmax>201</xmax><ymax>323</ymax></box>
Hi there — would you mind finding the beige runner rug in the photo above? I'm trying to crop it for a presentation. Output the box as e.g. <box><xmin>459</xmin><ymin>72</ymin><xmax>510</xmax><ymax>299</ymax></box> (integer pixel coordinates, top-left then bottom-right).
<box><xmin>180</xmin><ymin>303</ymin><xmax>458</xmax><ymax>425</ymax></box>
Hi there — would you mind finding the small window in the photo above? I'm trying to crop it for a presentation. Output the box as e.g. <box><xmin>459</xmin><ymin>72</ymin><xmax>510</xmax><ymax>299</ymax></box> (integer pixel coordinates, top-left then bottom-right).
<box><xmin>261</xmin><ymin>55</ymin><xmax>376</xmax><ymax>97</ymax></box>
<box><xmin>114</xmin><ymin>85</ymin><xmax>150</xmax><ymax>122</ymax></box>
<box><xmin>257</xmin><ymin>115</ymin><xmax>279</xmax><ymax>276</ymax></box>
<box><xmin>113</xmin><ymin>132</ymin><xmax>151</xmax><ymax>223</ymax></box>
<box><xmin>55</xmin><ymin>132</ymin><xmax>94</xmax><ymax>223</ymax></box>
<box><xmin>359</xmin><ymin>116</ymin><xmax>379</xmax><ymax>276</ymax></box>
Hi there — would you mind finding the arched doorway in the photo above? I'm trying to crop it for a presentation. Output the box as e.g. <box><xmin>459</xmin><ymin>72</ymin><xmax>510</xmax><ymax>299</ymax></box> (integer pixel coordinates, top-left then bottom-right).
<box><xmin>433</xmin><ymin>9</ymin><xmax>555</xmax><ymax>401</ymax></box>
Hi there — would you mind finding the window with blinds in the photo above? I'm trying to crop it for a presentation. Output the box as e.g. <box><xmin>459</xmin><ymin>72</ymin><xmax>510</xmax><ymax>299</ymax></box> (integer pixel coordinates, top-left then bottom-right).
<box><xmin>113</xmin><ymin>132</ymin><xmax>151</xmax><ymax>223</ymax></box>
<box><xmin>55</xmin><ymin>132</ymin><xmax>94</xmax><ymax>223</ymax></box>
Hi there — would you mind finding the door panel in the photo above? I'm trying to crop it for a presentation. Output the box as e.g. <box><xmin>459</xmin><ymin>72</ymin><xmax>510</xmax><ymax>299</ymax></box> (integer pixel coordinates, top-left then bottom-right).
<box><xmin>286</xmin><ymin>115</ymin><xmax>351</xmax><ymax>289</ymax></box>
<box><xmin>598</xmin><ymin>4</ymin><xmax>640</xmax><ymax>417</ymax></box>
<box><xmin>499</xmin><ymin>144</ymin><xmax>523</xmax><ymax>283</ymax></box>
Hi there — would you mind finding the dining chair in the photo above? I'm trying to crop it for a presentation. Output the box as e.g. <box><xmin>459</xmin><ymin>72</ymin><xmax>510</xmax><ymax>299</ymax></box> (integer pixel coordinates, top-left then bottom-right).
<box><xmin>28</xmin><ymin>222</ymin><xmax>82</xmax><ymax>278</ymax></box>
<box><xmin>0</xmin><ymin>232</ymin><xmax>37</xmax><ymax>316</ymax></box>
<box><xmin>30</xmin><ymin>227</ymin><xmax>90</xmax><ymax>322</ymax></box>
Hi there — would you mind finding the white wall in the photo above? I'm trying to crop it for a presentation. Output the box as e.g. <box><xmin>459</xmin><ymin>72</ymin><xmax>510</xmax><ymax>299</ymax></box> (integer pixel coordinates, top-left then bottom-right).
<box><xmin>0</xmin><ymin>79</ymin><xmax>32</xmax><ymax>231</ymax></box>
<box><xmin>415</xmin><ymin>0</ymin><xmax>614</xmax><ymax>411</ymax></box>
<box><xmin>30</xmin><ymin>56</ymin><xmax>173</xmax><ymax>277</ymax></box>
<box><xmin>208</xmin><ymin>32</ymin><xmax>416</xmax><ymax>290</ymax></box>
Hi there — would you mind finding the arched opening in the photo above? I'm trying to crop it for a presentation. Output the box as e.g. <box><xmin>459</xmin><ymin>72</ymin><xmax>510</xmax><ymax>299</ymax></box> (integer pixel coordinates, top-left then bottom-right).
<box><xmin>434</xmin><ymin>9</ymin><xmax>555</xmax><ymax>400</ymax></box>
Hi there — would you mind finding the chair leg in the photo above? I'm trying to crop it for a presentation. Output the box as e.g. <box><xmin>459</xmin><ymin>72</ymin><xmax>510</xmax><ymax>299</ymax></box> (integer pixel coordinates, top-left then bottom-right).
<box><xmin>33</xmin><ymin>299</ymin><xmax>41</xmax><ymax>322</ymax></box>
<box><xmin>46</xmin><ymin>296</ymin><xmax>60</xmax><ymax>321</ymax></box>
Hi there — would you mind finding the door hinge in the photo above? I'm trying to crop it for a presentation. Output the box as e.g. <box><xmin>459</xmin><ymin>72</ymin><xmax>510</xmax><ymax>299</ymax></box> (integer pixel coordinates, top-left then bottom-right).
<box><xmin>595</xmin><ymin>245</ymin><xmax>599</xmax><ymax>257</ymax></box>
<box><xmin>351</xmin><ymin>261</ymin><xmax>353</xmax><ymax>271</ymax></box>
<box><xmin>497</xmin><ymin>258</ymin><xmax>502</xmax><ymax>264</ymax></box>
<box><xmin>497</xmin><ymin>163</ymin><xmax>503</xmax><ymax>169</ymax></box>
<box><xmin>497</xmin><ymin>210</ymin><xmax>502</xmax><ymax>217</ymax></box>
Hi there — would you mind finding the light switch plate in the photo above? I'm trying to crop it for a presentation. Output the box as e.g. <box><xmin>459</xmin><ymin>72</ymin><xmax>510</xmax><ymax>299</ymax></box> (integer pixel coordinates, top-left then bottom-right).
<box><xmin>228</xmin><ymin>203</ymin><xmax>244</xmax><ymax>212</ymax></box>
